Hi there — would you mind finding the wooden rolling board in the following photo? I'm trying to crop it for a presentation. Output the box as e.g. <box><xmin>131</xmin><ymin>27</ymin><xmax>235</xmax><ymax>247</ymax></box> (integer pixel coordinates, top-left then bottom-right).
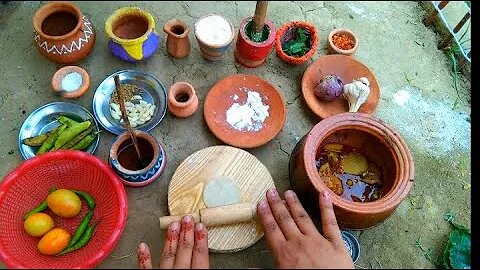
<box><xmin>168</xmin><ymin>145</ymin><xmax>275</xmax><ymax>253</ymax></box>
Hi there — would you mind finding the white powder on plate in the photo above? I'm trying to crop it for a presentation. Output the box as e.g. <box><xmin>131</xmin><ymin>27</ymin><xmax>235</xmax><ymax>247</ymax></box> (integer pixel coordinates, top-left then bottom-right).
<box><xmin>195</xmin><ymin>15</ymin><xmax>232</xmax><ymax>46</ymax></box>
<box><xmin>61</xmin><ymin>72</ymin><xmax>83</xmax><ymax>92</ymax></box>
<box><xmin>226</xmin><ymin>90</ymin><xmax>270</xmax><ymax>132</ymax></box>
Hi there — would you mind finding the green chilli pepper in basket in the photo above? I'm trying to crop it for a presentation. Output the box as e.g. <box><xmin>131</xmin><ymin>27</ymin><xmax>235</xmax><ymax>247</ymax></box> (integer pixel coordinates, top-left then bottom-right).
<box><xmin>67</xmin><ymin>210</ymin><xmax>94</xmax><ymax>248</ymax></box>
<box><xmin>72</xmin><ymin>190</ymin><xmax>96</xmax><ymax>209</ymax></box>
<box><xmin>57</xmin><ymin>220</ymin><xmax>100</xmax><ymax>256</ymax></box>
<box><xmin>53</xmin><ymin>121</ymin><xmax>91</xmax><ymax>150</ymax></box>
<box><xmin>23</xmin><ymin>187</ymin><xmax>57</xmax><ymax>220</ymax></box>
<box><xmin>36</xmin><ymin>124</ymin><xmax>67</xmax><ymax>155</ymax></box>
<box><xmin>60</xmin><ymin>125</ymin><xmax>95</xmax><ymax>150</ymax></box>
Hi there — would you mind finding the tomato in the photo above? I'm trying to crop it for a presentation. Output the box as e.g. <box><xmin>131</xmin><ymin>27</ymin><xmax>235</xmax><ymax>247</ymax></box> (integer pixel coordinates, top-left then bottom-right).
<box><xmin>24</xmin><ymin>213</ymin><xmax>54</xmax><ymax>237</ymax></box>
<box><xmin>47</xmin><ymin>189</ymin><xmax>82</xmax><ymax>218</ymax></box>
<box><xmin>37</xmin><ymin>228</ymin><xmax>71</xmax><ymax>255</ymax></box>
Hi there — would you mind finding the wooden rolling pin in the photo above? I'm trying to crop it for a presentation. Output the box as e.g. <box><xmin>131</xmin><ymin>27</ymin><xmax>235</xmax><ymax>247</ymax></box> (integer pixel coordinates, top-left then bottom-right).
<box><xmin>159</xmin><ymin>203</ymin><xmax>257</xmax><ymax>230</ymax></box>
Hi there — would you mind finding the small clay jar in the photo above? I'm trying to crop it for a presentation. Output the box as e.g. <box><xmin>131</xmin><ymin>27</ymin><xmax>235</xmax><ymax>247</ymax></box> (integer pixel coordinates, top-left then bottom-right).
<box><xmin>163</xmin><ymin>19</ymin><xmax>191</xmax><ymax>58</ymax></box>
<box><xmin>194</xmin><ymin>14</ymin><xmax>235</xmax><ymax>61</ymax></box>
<box><xmin>234</xmin><ymin>16</ymin><xmax>276</xmax><ymax>68</ymax></box>
<box><xmin>327</xmin><ymin>28</ymin><xmax>359</xmax><ymax>56</ymax></box>
<box><xmin>105</xmin><ymin>7</ymin><xmax>160</xmax><ymax>62</ymax></box>
<box><xmin>109</xmin><ymin>130</ymin><xmax>166</xmax><ymax>187</ymax></box>
<box><xmin>289</xmin><ymin>113</ymin><xmax>414</xmax><ymax>230</ymax></box>
<box><xmin>275</xmin><ymin>21</ymin><xmax>318</xmax><ymax>65</ymax></box>
<box><xmin>168</xmin><ymin>82</ymin><xmax>199</xmax><ymax>118</ymax></box>
<box><xmin>32</xmin><ymin>1</ymin><xmax>96</xmax><ymax>64</ymax></box>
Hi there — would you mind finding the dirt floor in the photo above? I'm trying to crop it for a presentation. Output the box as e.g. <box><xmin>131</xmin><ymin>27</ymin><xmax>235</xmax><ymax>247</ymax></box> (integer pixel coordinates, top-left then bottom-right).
<box><xmin>0</xmin><ymin>1</ymin><xmax>471</xmax><ymax>269</ymax></box>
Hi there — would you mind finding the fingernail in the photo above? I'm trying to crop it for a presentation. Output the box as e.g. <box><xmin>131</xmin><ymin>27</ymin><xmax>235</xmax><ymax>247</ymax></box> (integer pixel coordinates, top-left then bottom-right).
<box><xmin>183</xmin><ymin>215</ymin><xmax>192</xmax><ymax>223</ymax></box>
<box><xmin>322</xmin><ymin>190</ymin><xmax>331</xmax><ymax>201</ymax></box>
<box><xmin>285</xmin><ymin>190</ymin><xmax>297</xmax><ymax>199</ymax></box>
<box><xmin>267</xmin><ymin>188</ymin><xmax>279</xmax><ymax>198</ymax></box>
<box><xmin>196</xmin><ymin>223</ymin><xmax>204</xmax><ymax>231</ymax></box>
<box><xmin>170</xmin><ymin>221</ymin><xmax>180</xmax><ymax>231</ymax></box>
<box><xmin>258</xmin><ymin>200</ymin><xmax>269</xmax><ymax>210</ymax></box>
<box><xmin>139</xmin><ymin>242</ymin><xmax>148</xmax><ymax>251</ymax></box>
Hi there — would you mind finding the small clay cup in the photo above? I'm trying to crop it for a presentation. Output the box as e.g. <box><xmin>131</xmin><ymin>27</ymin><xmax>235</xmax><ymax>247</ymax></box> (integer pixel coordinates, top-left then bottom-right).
<box><xmin>327</xmin><ymin>28</ymin><xmax>358</xmax><ymax>56</ymax></box>
<box><xmin>51</xmin><ymin>65</ymin><xmax>90</xmax><ymax>99</ymax></box>
<box><xmin>109</xmin><ymin>130</ymin><xmax>166</xmax><ymax>187</ymax></box>
<box><xmin>194</xmin><ymin>14</ymin><xmax>235</xmax><ymax>61</ymax></box>
<box><xmin>275</xmin><ymin>21</ymin><xmax>319</xmax><ymax>65</ymax></box>
<box><xmin>289</xmin><ymin>113</ymin><xmax>414</xmax><ymax>230</ymax></box>
<box><xmin>163</xmin><ymin>18</ymin><xmax>191</xmax><ymax>58</ymax></box>
<box><xmin>32</xmin><ymin>1</ymin><xmax>96</xmax><ymax>63</ymax></box>
<box><xmin>168</xmin><ymin>82</ymin><xmax>199</xmax><ymax>118</ymax></box>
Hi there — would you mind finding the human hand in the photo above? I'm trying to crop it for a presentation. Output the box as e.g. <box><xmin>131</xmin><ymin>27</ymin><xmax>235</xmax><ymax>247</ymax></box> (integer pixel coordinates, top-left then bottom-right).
<box><xmin>137</xmin><ymin>215</ymin><xmax>209</xmax><ymax>269</ymax></box>
<box><xmin>257</xmin><ymin>188</ymin><xmax>354</xmax><ymax>269</ymax></box>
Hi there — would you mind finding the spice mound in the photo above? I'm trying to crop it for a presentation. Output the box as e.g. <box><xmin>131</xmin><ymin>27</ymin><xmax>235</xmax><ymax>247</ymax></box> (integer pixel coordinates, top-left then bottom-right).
<box><xmin>226</xmin><ymin>88</ymin><xmax>270</xmax><ymax>132</ymax></box>
<box><xmin>61</xmin><ymin>72</ymin><xmax>83</xmax><ymax>92</ymax></box>
<box><xmin>332</xmin><ymin>33</ymin><xmax>355</xmax><ymax>50</ymax></box>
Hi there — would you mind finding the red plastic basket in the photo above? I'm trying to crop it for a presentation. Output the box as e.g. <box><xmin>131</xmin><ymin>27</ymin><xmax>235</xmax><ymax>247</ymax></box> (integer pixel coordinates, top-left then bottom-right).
<box><xmin>0</xmin><ymin>150</ymin><xmax>128</xmax><ymax>268</ymax></box>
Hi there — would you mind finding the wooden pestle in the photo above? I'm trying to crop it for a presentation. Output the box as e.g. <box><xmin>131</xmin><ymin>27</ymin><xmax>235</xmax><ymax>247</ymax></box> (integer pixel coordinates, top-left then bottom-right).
<box><xmin>159</xmin><ymin>203</ymin><xmax>257</xmax><ymax>229</ymax></box>
<box><xmin>253</xmin><ymin>1</ymin><xmax>269</xmax><ymax>34</ymax></box>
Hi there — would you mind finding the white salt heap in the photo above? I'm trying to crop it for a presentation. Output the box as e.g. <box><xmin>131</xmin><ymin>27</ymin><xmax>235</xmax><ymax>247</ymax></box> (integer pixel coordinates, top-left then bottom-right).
<box><xmin>226</xmin><ymin>89</ymin><xmax>270</xmax><ymax>132</ymax></box>
<box><xmin>61</xmin><ymin>72</ymin><xmax>83</xmax><ymax>92</ymax></box>
<box><xmin>195</xmin><ymin>15</ymin><xmax>232</xmax><ymax>46</ymax></box>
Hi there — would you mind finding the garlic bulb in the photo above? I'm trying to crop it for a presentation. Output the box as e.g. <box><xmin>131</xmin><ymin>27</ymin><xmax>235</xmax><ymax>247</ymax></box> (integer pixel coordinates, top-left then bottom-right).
<box><xmin>343</xmin><ymin>77</ymin><xmax>370</xmax><ymax>112</ymax></box>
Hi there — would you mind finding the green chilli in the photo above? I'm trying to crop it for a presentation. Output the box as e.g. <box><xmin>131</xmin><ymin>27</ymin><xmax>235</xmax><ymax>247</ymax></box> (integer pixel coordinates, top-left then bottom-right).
<box><xmin>72</xmin><ymin>190</ymin><xmax>96</xmax><ymax>209</ymax></box>
<box><xmin>67</xmin><ymin>210</ymin><xmax>94</xmax><ymax>248</ymax></box>
<box><xmin>57</xmin><ymin>220</ymin><xmax>99</xmax><ymax>256</ymax></box>
<box><xmin>23</xmin><ymin>187</ymin><xmax>57</xmax><ymax>220</ymax></box>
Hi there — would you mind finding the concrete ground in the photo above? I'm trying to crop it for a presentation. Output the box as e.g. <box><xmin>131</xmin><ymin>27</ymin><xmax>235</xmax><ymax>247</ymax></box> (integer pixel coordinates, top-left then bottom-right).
<box><xmin>0</xmin><ymin>1</ymin><xmax>471</xmax><ymax>269</ymax></box>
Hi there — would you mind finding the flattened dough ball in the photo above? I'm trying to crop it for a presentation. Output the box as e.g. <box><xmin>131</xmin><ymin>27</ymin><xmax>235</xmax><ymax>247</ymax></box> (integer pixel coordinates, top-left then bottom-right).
<box><xmin>203</xmin><ymin>176</ymin><xmax>241</xmax><ymax>208</ymax></box>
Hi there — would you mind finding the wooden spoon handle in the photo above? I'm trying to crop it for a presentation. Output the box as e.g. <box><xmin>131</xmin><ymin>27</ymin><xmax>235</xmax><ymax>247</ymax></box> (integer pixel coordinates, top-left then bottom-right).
<box><xmin>253</xmin><ymin>1</ymin><xmax>268</xmax><ymax>33</ymax></box>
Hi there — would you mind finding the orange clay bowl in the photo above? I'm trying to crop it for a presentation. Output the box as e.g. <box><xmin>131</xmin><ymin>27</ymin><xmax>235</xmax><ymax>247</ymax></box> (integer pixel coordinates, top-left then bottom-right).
<box><xmin>51</xmin><ymin>66</ymin><xmax>90</xmax><ymax>99</ymax></box>
<box><xmin>302</xmin><ymin>54</ymin><xmax>380</xmax><ymax>119</ymax></box>
<box><xmin>204</xmin><ymin>74</ymin><xmax>286</xmax><ymax>148</ymax></box>
<box><xmin>327</xmin><ymin>28</ymin><xmax>359</xmax><ymax>56</ymax></box>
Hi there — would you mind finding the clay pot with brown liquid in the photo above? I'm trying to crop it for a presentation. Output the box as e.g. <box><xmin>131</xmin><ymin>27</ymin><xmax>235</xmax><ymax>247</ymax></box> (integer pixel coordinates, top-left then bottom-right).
<box><xmin>109</xmin><ymin>130</ymin><xmax>166</xmax><ymax>187</ymax></box>
<box><xmin>168</xmin><ymin>82</ymin><xmax>199</xmax><ymax>118</ymax></box>
<box><xmin>289</xmin><ymin>113</ymin><xmax>414</xmax><ymax>230</ymax></box>
<box><xmin>32</xmin><ymin>1</ymin><xmax>96</xmax><ymax>64</ymax></box>
<box><xmin>163</xmin><ymin>19</ymin><xmax>191</xmax><ymax>58</ymax></box>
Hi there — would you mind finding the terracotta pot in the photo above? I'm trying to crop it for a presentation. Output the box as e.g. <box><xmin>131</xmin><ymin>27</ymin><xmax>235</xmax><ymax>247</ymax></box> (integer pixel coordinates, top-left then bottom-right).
<box><xmin>274</xmin><ymin>21</ymin><xmax>318</xmax><ymax>65</ymax></box>
<box><xmin>168</xmin><ymin>82</ymin><xmax>199</xmax><ymax>118</ymax></box>
<box><xmin>163</xmin><ymin>19</ymin><xmax>191</xmax><ymax>58</ymax></box>
<box><xmin>32</xmin><ymin>1</ymin><xmax>96</xmax><ymax>64</ymax></box>
<box><xmin>327</xmin><ymin>28</ymin><xmax>359</xmax><ymax>56</ymax></box>
<box><xmin>51</xmin><ymin>65</ymin><xmax>90</xmax><ymax>99</ymax></box>
<box><xmin>194</xmin><ymin>14</ymin><xmax>235</xmax><ymax>61</ymax></box>
<box><xmin>109</xmin><ymin>130</ymin><xmax>166</xmax><ymax>187</ymax></box>
<box><xmin>234</xmin><ymin>16</ymin><xmax>276</xmax><ymax>68</ymax></box>
<box><xmin>289</xmin><ymin>113</ymin><xmax>414</xmax><ymax>230</ymax></box>
<box><xmin>105</xmin><ymin>7</ymin><xmax>160</xmax><ymax>62</ymax></box>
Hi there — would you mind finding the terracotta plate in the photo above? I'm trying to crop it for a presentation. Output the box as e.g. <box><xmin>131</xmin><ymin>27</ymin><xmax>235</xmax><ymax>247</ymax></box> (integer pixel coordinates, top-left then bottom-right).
<box><xmin>302</xmin><ymin>54</ymin><xmax>380</xmax><ymax>119</ymax></box>
<box><xmin>204</xmin><ymin>74</ymin><xmax>286</xmax><ymax>148</ymax></box>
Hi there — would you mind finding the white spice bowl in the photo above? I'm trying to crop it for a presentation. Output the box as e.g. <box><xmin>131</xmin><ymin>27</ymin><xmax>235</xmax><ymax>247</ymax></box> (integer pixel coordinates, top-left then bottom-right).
<box><xmin>51</xmin><ymin>65</ymin><xmax>90</xmax><ymax>99</ymax></box>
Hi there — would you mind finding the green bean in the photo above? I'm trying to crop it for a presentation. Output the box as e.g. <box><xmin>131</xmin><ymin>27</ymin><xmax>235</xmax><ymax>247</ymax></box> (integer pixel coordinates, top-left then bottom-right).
<box><xmin>22</xmin><ymin>130</ymin><xmax>55</xmax><ymax>146</ymax></box>
<box><xmin>70</xmin><ymin>133</ymin><xmax>97</xmax><ymax>151</ymax></box>
<box><xmin>23</xmin><ymin>187</ymin><xmax>57</xmax><ymax>220</ymax></box>
<box><xmin>36</xmin><ymin>124</ymin><xmax>67</xmax><ymax>154</ymax></box>
<box><xmin>53</xmin><ymin>121</ymin><xmax>91</xmax><ymax>150</ymax></box>
<box><xmin>57</xmin><ymin>116</ymin><xmax>79</xmax><ymax>127</ymax></box>
<box><xmin>67</xmin><ymin>210</ymin><xmax>94</xmax><ymax>248</ymax></box>
<box><xmin>60</xmin><ymin>125</ymin><xmax>95</xmax><ymax>150</ymax></box>
<box><xmin>72</xmin><ymin>190</ymin><xmax>96</xmax><ymax>209</ymax></box>
<box><xmin>57</xmin><ymin>220</ymin><xmax>99</xmax><ymax>256</ymax></box>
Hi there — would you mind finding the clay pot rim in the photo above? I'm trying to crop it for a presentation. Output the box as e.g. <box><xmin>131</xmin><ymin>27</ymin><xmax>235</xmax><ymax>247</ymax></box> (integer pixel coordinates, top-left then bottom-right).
<box><xmin>105</xmin><ymin>6</ymin><xmax>155</xmax><ymax>45</ymax></box>
<box><xmin>168</xmin><ymin>82</ymin><xmax>196</xmax><ymax>108</ymax></box>
<box><xmin>120</xmin><ymin>143</ymin><xmax>167</xmax><ymax>187</ymax></box>
<box><xmin>238</xmin><ymin>16</ymin><xmax>276</xmax><ymax>48</ymax></box>
<box><xmin>33</xmin><ymin>1</ymin><xmax>83</xmax><ymax>41</ymax></box>
<box><xmin>303</xmin><ymin>113</ymin><xmax>414</xmax><ymax>213</ymax></box>
<box><xmin>274</xmin><ymin>21</ymin><xmax>319</xmax><ymax>65</ymax></box>
<box><xmin>163</xmin><ymin>18</ymin><xmax>190</xmax><ymax>38</ymax></box>
<box><xmin>327</xmin><ymin>28</ymin><xmax>359</xmax><ymax>55</ymax></box>
<box><xmin>51</xmin><ymin>65</ymin><xmax>90</xmax><ymax>99</ymax></box>
<box><xmin>194</xmin><ymin>13</ymin><xmax>235</xmax><ymax>48</ymax></box>
<box><xmin>110</xmin><ymin>130</ymin><xmax>163</xmax><ymax>175</ymax></box>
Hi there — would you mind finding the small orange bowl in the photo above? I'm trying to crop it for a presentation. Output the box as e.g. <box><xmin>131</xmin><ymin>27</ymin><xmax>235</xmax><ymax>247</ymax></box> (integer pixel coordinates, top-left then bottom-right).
<box><xmin>51</xmin><ymin>66</ymin><xmax>90</xmax><ymax>99</ymax></box>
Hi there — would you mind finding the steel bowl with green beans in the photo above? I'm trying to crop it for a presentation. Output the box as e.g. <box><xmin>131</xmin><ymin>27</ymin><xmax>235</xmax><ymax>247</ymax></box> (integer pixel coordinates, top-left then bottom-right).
<box><xmin>18</xmin><ymin>102</ymin><xmax>100</xmax><ymax>159</ymax></box>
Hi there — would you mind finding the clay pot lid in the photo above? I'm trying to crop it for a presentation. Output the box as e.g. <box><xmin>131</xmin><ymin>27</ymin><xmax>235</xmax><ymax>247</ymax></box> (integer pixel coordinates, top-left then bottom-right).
<box><xmin>302</xmin><ymin>54</ymin><xmax>380</xmax><ymax>119</ymax></box>
<box><xmin>204</xmin><ymin>74</ymin><xmax>286</xmax><ymax>148</ymax></box>
<box><xmin>51</xmin><ymin>66</ymin><xmax>90</xmax><ymax>99</ymax></box>
<box><xmin>327</xmin><ymin>28</ymin><xmax>359</xmax><ymax>56</ymax></box>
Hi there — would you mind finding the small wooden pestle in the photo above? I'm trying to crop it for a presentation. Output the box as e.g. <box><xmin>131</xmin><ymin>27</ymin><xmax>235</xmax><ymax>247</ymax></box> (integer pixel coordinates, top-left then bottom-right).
<box><xmin>253</xmin><ymin>1</ymin><xmax>269</xmax><ymax>34</ymax></box>
<box><xmin>114</xmin><ymin>75</ymin><xmax>145</xmax><ymax>166</ymax></box>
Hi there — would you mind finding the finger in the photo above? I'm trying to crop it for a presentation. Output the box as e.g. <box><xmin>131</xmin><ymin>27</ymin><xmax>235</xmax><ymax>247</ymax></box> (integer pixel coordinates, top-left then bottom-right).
<box><xmin>173</xmin><ymin>215</ymin><xmax>195</xmax><ymax>269</ymax></box>
<box><xmin>137</xmin><ymin>242</ymin><xmax>153</xmax><ymax>269</ymax></box>
<box><xmin>284</xmin><ymin>190</ymin><xmax>319</xmax><ymax>236</ymax></box>
<box><xmin>318</xmin><ymin>190</ymin><xmax>343</xmax><ymax>246</ymax></box>
<box><xmin>266</xmin><ymin>188</ymin><xmax>302</xmax><ymax>239</ymax></box>
<box><xmin>257</xmin><ymin>199</ymin><xmax>286</xmax><ymax>251</ymax></box>
<box><xmin>160</xmin><ymin>221</ymin><xmax>180</xmax><ymax>269</ymax></box>
<box><xmin>191</xmin><ymin>223</ymin><xmax>209</xmax><ymax>269</ymax></box>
